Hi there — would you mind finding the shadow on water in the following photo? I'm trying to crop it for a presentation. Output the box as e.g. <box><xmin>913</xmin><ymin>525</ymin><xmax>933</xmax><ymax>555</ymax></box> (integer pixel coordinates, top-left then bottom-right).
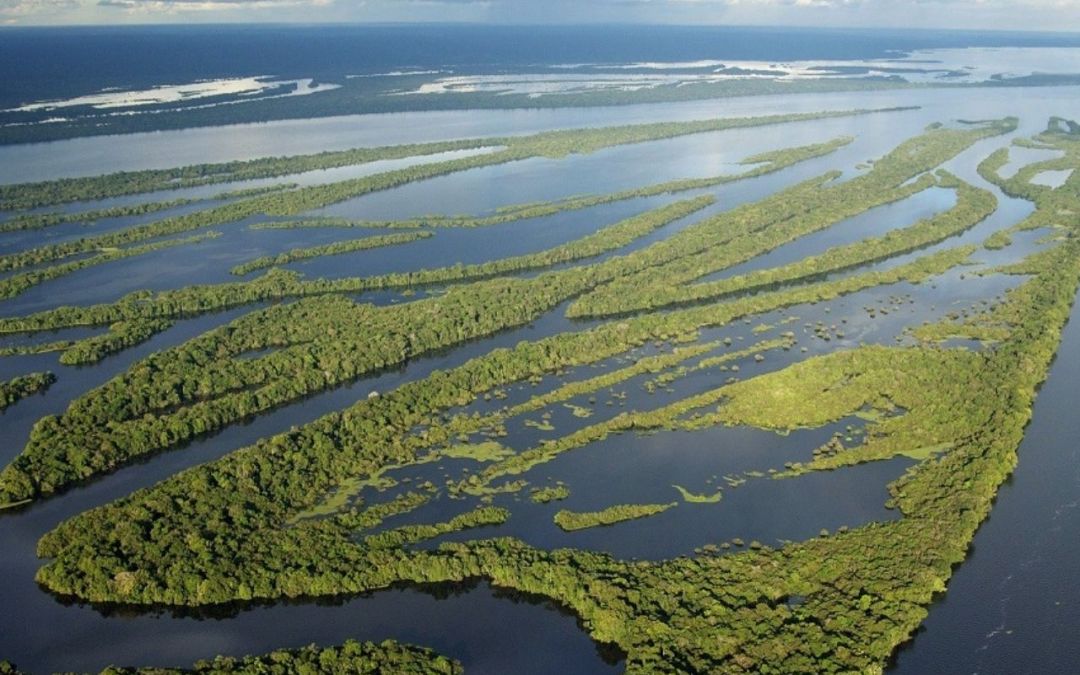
<box><xmin>55</xmin><ymin>575</ymin><xmax>628</xmax><ymax>672</ymax></box>
<box><xmin>17</xmin><ymin>576</ymin><xmax>624</xmax><ymax>674</ymax></box>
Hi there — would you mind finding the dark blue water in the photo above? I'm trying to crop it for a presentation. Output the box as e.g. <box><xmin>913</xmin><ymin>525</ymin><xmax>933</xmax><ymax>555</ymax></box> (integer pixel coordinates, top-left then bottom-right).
<box><xmin>4</xmin><ymin>24</ymin><xmax>1080</xmax><ymax>108</ymax></box>
<box><xmin>3</xmin><ymin>24</ymin><xmax>1080</xmax><ymax>147</ymax></box>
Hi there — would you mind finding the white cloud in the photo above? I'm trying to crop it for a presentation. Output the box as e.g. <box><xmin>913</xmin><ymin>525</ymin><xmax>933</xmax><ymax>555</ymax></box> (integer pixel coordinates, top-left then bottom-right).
<box><xmin>97</xmin><ymin>0</ymin><xmax>333</xmax><ymax>10</ymax></box>
<box><xmin>0</xmin><ymin>0</ymin><xmax>78</xmax><ymax>15</ymax></box>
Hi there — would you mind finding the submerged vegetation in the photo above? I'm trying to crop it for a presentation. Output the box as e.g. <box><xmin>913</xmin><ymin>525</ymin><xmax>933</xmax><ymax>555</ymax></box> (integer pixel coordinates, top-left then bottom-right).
<box><xmin>3</xmin><ymin>112</ymin><xmax>1077</xmax><ymax>673</ymax></box>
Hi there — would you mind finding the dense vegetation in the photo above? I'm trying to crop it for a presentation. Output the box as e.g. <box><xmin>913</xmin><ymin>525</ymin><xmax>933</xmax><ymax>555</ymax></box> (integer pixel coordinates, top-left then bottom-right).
<box><xmin>567</xmin><ymin>118</ymin><xmax>1015</xmax><ymax>317</ymax></box>
<box><xmin>102</xmin><ymin>640</ymin><xmax>462</xmax><ymax>674</ymax></box>
<box><xmin>530</xmin><ymin>484</ymin><xmax>570</xmax><ymax>504</ymax></box>
<box><xmin>0</xmin><ymin>140</ymin><xmax>491</xmax><ymax>210</ymax></box>
<box><xmin>4</xmin><ymin>114</ymin><xmax>1076</xmax><ymax>673</ymax></box>
<box><xmin>0</xmin><ymin>198</ymin><xmax>198</xmax><ymax>233</ymax></box>
<box><xmin>26</xmin><ymin>241</ymin><xmax>974</xmax><ymax>568</ymax></box>
<box><xmin>0</xmin><ymin>372</ymin><xmax>55</xmax><ymax>411</ymax></box>
<box><xmin>0</xmin><ymin>184</ymin><xmax>299</xmax><ymax>234</ymax></box>
<box><xmin>0</xmin><ymin>119</ymin><xmax>987</xmax><ymax>357</ymax></box>
<box><xmin>0</xmin><ymin>197</ymin><xmax>712</xmax><ymax>503</ymax></box>
<box><xmin>235</xmin><ymin>193</ymin><xmax>714</xmax><ymax>280</ymax></box>
<box><xmin>579</xmin><ymin>170</ymin><xmax>994</xmax><ymax>314</ymax></box>
<box><xmin>58</xmin><ymin>319</ymin><xmax>175</xmax><ymax>366</ymax></box>
<box><xmin>0</xmin><ymin>121</ymin><xmax>1005</xmax><ymax>502</ymax></box>
<box><xmin>361</xmin><ymin>506</ymin><xmax>509</xmax><ymax>550</ymax></box>
<box><xmin>554</xmin><ymin>503</ymin><xmax>676</xmax><ymax>531</ymax></box>
<box><xmin>230</xmin><ymin>231</ymin><xmax>432</xmax><ymax>276</ymax></box>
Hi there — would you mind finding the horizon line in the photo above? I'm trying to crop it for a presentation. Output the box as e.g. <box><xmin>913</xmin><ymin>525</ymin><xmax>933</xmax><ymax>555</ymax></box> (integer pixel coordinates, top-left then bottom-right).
<box><xmin>1</xmin><ymin>21</ymin><xmax>1079</xmax><ymax>38</ymax></box>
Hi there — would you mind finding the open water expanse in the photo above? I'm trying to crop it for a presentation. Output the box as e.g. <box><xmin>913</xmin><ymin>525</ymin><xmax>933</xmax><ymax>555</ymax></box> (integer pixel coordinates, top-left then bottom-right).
<box><xmin>1</xmin><ymin>29</ymin><xmax>1079</xmax><ymax>673</ymax></box>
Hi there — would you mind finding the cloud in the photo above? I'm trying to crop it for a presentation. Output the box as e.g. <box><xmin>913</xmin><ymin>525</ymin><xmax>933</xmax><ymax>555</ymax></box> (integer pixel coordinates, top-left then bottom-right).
<box><xmin>1</xmin><ymin>0</ymin><xmax>78</xmax><ymax>24</ymax></box>
<box><xmin>97</xmin><ymin>0</ymin><xmax>334</xmax><ymax>11</ymax></box>
<box><xmin>1</xmin><ymin>0</ymin><xmax>78</xmax><ymax>15</ymax></box>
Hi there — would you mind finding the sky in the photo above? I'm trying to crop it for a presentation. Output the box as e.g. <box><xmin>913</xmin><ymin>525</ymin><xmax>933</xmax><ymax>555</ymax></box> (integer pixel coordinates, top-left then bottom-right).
<box><xmin>2</xmin><ymin>0</ymin><xmax>1080</xmax><ymax>32</ymax></box>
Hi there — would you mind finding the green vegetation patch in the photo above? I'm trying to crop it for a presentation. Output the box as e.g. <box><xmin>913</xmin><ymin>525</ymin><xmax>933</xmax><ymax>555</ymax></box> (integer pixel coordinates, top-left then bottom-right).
<box><xmin>101</xmin><ymin>639</ymin><xmax>462</xmax><ymax>675</ymax></box>
<box><xmin>553</xmin><ymin>502</ymin><xmax>677</xmax><ymax>531</ymax></box>
<box><xmin>230</xmin><ymin>231</ymin><xmax>432</xmax><ymax>276</ymax></box>
<box><xmin>440</xmin><ymin>441</ymin><xmax>513</xmax><ymax>462</ymax></box>
<box><xmin>530</xmin><ymin>484</ymin><xmax>571</xmax><ymax>504</ymax></box>
<box><xmin>0</xmin><ymin>372</ymin><xmax>56</xmax><ymax>411</ymax></box>
<box><xmin>362</xmin><ymin>506</ymin><xmax>509</xmax><ymax>550</ymax></box>
<box><xmin>673</xmin><ymin>485</ymin><xmax>724</xmax><ymax>503</ymax></box>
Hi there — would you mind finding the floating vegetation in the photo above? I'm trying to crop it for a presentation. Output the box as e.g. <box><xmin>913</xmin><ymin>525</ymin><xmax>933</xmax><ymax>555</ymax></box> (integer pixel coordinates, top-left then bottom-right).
<box><xmin>530</xmin><ymin>484</ymin><xmax>571</xmax><ymax>504</ymax></box>
<box><xmin>672</xmin><ymin>485</ymin><xmax>724</xmax><ymax>503</ymax></box>
<box><xmin>562</xmin><ymin>403</ymin><xmax>594</xmax><ymax>419</ymax></box>
<box><xmin>439</xmin><ymin>441</ymin><xmax>514</xmax><ymax>463</ymax></box>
